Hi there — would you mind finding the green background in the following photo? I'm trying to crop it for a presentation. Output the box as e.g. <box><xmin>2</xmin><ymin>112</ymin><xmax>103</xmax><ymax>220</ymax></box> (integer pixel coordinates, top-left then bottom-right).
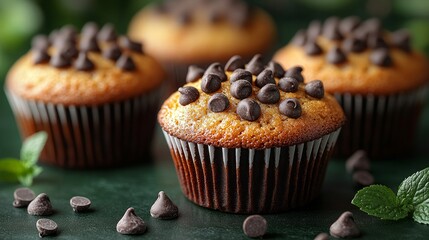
<box><xmin>1</xmin><ymin>0</ymin><xmax>429</xmax><ymax>239</ymax></box>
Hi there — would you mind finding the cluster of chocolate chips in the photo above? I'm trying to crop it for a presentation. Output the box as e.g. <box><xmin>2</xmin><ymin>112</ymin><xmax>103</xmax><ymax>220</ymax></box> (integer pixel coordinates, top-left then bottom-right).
<box><xmin>31</xmin><ymin>22</ymin><xmax>144</xmax><ymax>71</ymax></box>
<box><xmin>154</xmin><ymin>0</ymin><xmax>250</xmax><ymax>27</ymax></box>
<box><xmin>291</xmin><ymin>16</ymin><xmax>412</xmax><ymax>67</ymax></box>
<box><xmin>179</xmin><ymin>55</ymin><xmax>326</xmax><ymax>122</ymax></box>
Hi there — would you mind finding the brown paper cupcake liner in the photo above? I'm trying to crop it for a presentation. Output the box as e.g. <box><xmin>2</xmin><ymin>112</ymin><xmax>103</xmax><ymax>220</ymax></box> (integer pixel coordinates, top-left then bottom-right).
<box><xmin>6</xmin><ymin>90</ymin><xmax>160</xmax><ymax>169</ymax></box>
<box><xmin>334</xmin><ymin>86</ymin><xmax>427</xmax><ymax>158</ymax></box>
<box><xmin>162</xmin><ymin>129</ymin><xmax>341</xmax><ymax>213</ymax></box>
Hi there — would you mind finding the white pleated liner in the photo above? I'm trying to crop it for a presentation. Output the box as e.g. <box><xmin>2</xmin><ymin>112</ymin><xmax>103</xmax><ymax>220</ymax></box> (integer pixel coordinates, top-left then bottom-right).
<box><xmin>334</xmin><ymin>86</ymin><xmax>427</xmax><ymax>158</ymax></box>
<box><xmin>162</xmin><ymin>128</ymin><xmax>341</xmax><ymax>213</ymax></box>
<box><xmin>6</xmin><ymin>90</ymin><xmax>160</xmax><ymax>168</ymax></box>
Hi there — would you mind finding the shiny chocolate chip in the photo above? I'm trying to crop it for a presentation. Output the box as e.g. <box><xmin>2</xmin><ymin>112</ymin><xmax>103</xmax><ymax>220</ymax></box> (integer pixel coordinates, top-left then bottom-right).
<box><xmin>314</xmin><ymin>232</ymin><xmax>330</xmax><ymax>240</ymax></box>
<box><xmin>291</xmin><ymin>29</ymin><xmax>307</xmax><ymax>46</ymax></box>
<box><xmin>116</xmin><ymin>208</ymin><xmax>147</xmax><ymax>235</ymax></box>
<box><xmin>225</xmin><ymin>55</ymin><xmax>245</xmax><ymax>71</ymax></box>
<box><xmin>74</xmin><ymin>52</ymin><xmax>95</xmax><ymax>71</ymax></box>
<box><xmin>27</xmin><ymin>193</ymin><xmax>53</xmax><ymax>216</ymax></box>
<box><xmin>31</xmin><ymin>35</ymin><xmax>50</xmax><ymax>51</ymax></box>
<box><xmin>58</xmin><ymin>43</ymin><xmax>78</xmax><ymax>59</ymax></box>
<box><xmin>79</xmin><ymin>36</ymin><xmax>100</xmax><ymax>52</ymax></box>
<box><xmin>278</xmin><ymin>77</ymin><xmax>299</xmax><ymax>93</ymax></box>
<box><xmin>322</xmin><ymin>16</ymin><xmax>343</xmax><ymax>40</ymax></box>
<box><xmin>237</xmin><ymin>98</ymin><xmax>261</xmax><ymax>121</ymax></box>
<box><xmin>391</xmin><ymin>29</ymin><xmax>411</xmax><ymax>52</ymax></box>
<box><xmin>345</xmin><ymin>150</ymin><xmax>370</xmax><ymax>173</ymax></box>
<box><xmin>205</xmin><ymin>63</ymin><xmax>227</xmax><ymax>82</ymax></box>
<box><xmin>339</xmin><ymin>16</ymin><xmax>361</xmax><ymax>36</ymax></box>
<box><xmin>305</xmin><ymin>41</ymin><xmax>323</xmax><ymax>55</ymax></box>
<box><xmin>13</xmin><ymin>187</ymin><xmax>35</xmax><ymax>208</ymax></box>
<box><xmin>208</xmin><ymin>93</ymin><xmax>230</xmax><ymax>112</ymax></box>
<box><xmin>242</xmin><ymin>215</ymin><xmax>267</xmax><ymax>238</ymax></box>
<box><xmin>33</xmin><ymin>49</ymin><xmax>50</xmax><ymax>64</ymax></box>
<box><xmin>103</xmin><ymin>44</ymin><xmax>122</xmax><ymax>61</ymax></box>
<box><xmin>186</xmin><ymin>65</ymin><xmax>205</xmax><ymax>83</ymax></box>
<box><xmin>81</xmin><ymin>22</ymin><xmax>99</xmax><ymax>38</ymax></box>
<box><xmin>370</xmin><ymin>48</ymin><xmax>393</xmax><ymax>67</ymax></box>
<box><xmin>305</xmin><ymin>80</ymin><xmax>324</xmax><ymax>99</ymax></box>
<box><xmin>98</xmin><ymin>23</ymin><xmax>117</xmax><ymax>42</ymax></box>
<box><xmin>230</xmin><ymin>69</ymin><xmax>253</xmax><ymax>83</ymax></box>
<box><xmin>150</xmin><ymin>191</ymin><xmax>179</xmax><ymax>220</ymax></box>
<box><xmin>257</xmin><ymin>83</ymin><xmax>280</xmax><ymax>104</ymax></box>
<box><xmin>178</xmin><ymin>86</ymin><xmax>199</xmax><ymax>106</ymax></box>
<box><xmin>329</xmin><ymin>211</ymin><xmax>361</xmax><ymax>238</ymax></box>
<box><xmin>70</xmin><ymin>196</ymin><xmax>91</xmax><ymax>213</ymax></box>
<box><xmin>36</xmin><ymin>218</ymin><xmax>58</xmax><ymax>238</ymax></box>
<box><xmin>60</xmin><ymin>25</ymin><xmax>78</xmax><ymax>40</ymax></box>
<box><xmin>50</xmin><ymin>52</ymin><xmax>71</xmax><ymax>68</ymax></box>
<box><xmin>342</xmin><ymin>37</ymin><xmax>366</xmax><ymax>53</ymax></box>
<box><xmin>230</xmin><ymin>80</ymin><xmax>253</xmax><ymax>100</ymax></box>
<box><xmin>201</xmin><ymin>74</ymin><xmax>222</xmax><ymax>93</ymax></box>
<box><xmin>246</xmin><ymin>54</ymin><xmax>265</xmax><ymax>75</ymax></box>
<box><xmin>307</xmin><ymin>20</ymin><xmax>322</xmax><ymax>40</ymax></box>
<box><xmin>327</xmin><ymin>46</ymin><xmax>347</xmax><ymax>64</ymax></box>
<box><xmin>279</xmin><ymin>98</ymin><xmax>302</xmax><ymax>119</ymax></box>
<box><xmin>353</xmin><ymin>170</ymin><xmax>375</xmax><ymax>187</ymax></box>
<box><xmin>284</xmin><ymin>66</ymin><xmax>304</xmax><ymax>82</ymax></box>
<box><xmin>367</xmin><ymin>33</ymin><xmax>388</xmax><ymax>49</ymax></box>
<box><xmin>255</xmin><ymin>69</ymin><xmax>275</xmax><ymax>88</ymax></box>
<box><xmin>119</xmin><ymin>36</ymin><xmax>143</xmax><ymax>53</ymax></box>
<box><xmin>116</xmin><ymin>54</ymin><xmax>136</xmax><ymax>71</ymax></box>
<box><xmin>266</xmin><ymin>61</ymin><xmax>285</xmax><ymax>78</ymax></box>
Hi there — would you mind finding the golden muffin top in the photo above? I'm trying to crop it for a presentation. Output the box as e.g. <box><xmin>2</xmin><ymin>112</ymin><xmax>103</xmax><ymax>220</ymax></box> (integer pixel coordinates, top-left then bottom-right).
<box><xmin>158</xmin><ymin>55</ymin><xmax>345</xmax><ymax>149</ymax></box>
<box><xmin>6</xmin><ymin>23</ymin><xmax>165</xmax><ymax>106</ymax></box>
<box><xmin>274</xmin><ymin>17</ymin><xmax>429</xmax><ymax>95</ymax></box>
<box><xmin>128</xmin><ymin>0</ymin><xmax>276</xmax><ymax>63</ymax></box>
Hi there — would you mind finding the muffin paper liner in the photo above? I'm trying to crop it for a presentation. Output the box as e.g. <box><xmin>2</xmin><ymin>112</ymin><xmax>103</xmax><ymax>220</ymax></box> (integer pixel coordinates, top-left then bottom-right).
<box><xmin>334</xmin><ymin>86</ymin><xmax>427</xmax><ymax>158</ymax></box>
<box><xmin>162</xmin><ymin>128</ymin><xmax>341</xmax><ymax>213</ymax></box>
<box><xmin>6</xmin><ymin>90</ymin><xmax>160</xmax><ymax>169</ymax></box>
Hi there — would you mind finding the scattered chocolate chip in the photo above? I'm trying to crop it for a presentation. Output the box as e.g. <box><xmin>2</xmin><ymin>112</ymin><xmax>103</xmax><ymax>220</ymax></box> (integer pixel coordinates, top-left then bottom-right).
<box><xmin>327</xmin><ymin>46</ymin><xmax>347</xmax><ymax>64</ymax></box>
<box><xmin>150</xmin><ymin>191</ymin><xmax>179</xmax><ymax>219</ymax></box>
<box><xmin>242</xmin><ymin>215</ymin><xmax>267</xmax><ymax>238</ymax></box>
<box><xmin>370</xmin><ymin>48</ymin><xmax>393</xmax><ymax>67</ymax></box>
<box><xmin>278</xmin><ymin>77</ymin><xmax>299</xmax><ymax>93</ymax></box>
<box><xmin>33</xmin><ymin>49</ymin><xmax>51</xmax><ymax>64</ymax></box>
<box><xmin>342</xmin><ymin>37</ymin><xmax>366</xmax><ymax>53</ymax></box>
<box><xmin>36</xmin><ymin>218</ymin><xmax>58</xmax><ymax>238</ymax></box>
<box><xmin>230</xmin><ymin>80</ymin><xmax>253</xmax><ymax>100</ymax></box>
<box><xmin>323</xmin><ymin>16</ymin><xmax>343</xmax><ymax>40</ymax></box>
<box><xmin>257</xmin><ymin>84</ymin><xmax>280</xmax><ymax>104</ymax></box>
<box><xmin>74</xmin><ymin>52</ymin><xmax>95</xmax><ymax>71</ymax></box>
<box><xmin>79</xmin><ymin>36</ymin><xmax>100</xmax><ymax>52</ymax></box>
<box><xmin>305</xmin><ymin>41</ymin><xmax>323</xmax><ymax>56</ymax></box>
<box><xmin>27</xmin><ymin>193</ymin><xmax>53</xmax><ymax>216</ymax></box>
<box><xmin>31</xmin><ymin>35</ymin><xmax>50</xmax><ymax>51</ymax></box>
<box><xmin>201</xmin><ymin>74</ymin><xmax>222</xmax><ymax>93</ymax></box>
<box><xmin>70</xmin><ymin>196</ymin><xmax>91</xmax><ymax>212</ymax></box>
<box><xmin>307</xmin><ymin>20</ymin><xmax>322</xmax><ymax>40</ymax></box>
<box><xmin>205</xmin><ymin>63</ymin><xmax>227</xmax><ymax>82</ymax></box>
<box><xmin>237</xmin><ymin>98</ymin><xmax>261</xmax><ymax>121</ymax></box>
<box><xmin>230</xmin><ymin>69</ymin><xmax>253</xmax><ymax>83</ymax></box>
<box><xmin>13</xmin><ymin>187</ymin><xmax>35</xmax><ymax>208</ymax></box>
<box><xmin>208</xmin><ymin>93</ymin><xmax>230</xmax><ymax>112</ymax></box>
<box><xmin>103</xmin><ymin>44</ymin><xmax>122</xmax><ymax>61</ymax></box>
<box><xmin>353</xmin><ymin>170</ymin><xmax>375</xmax><ymax>187</ymax></box>
<box><xmin>98</xmin><ymin>23</ymin><xmax>117</xmax><ymax>42</ymax></box>
<box><xmin>367</xmin><ymin>33</ymin><xmax>388</xmax><ymax>49</ymax></box>
<box><xmin>116</xmin><ymin>208</ymin><xmax>147</xmax><ymax>235</ymax></box>
<box><xmin>345</xmin><ymin>150</ymin><xmax>370</xmax><ymax>173</ymax></box>
<box><xmin>266</xmin><ymin>61</ymin><xmax>285</xmax><ymax>78</ymax></box>
<box><xmin>50</xmin><ymin>52</ymin><xmax>71</xmax><ymax>68</ymax></box>
<box><xmin>81</xmin><ymin>22</ymin><xmax>99</xmax><ymax>38</ymax></box>
<box><xmin>119</xmin><ymin>36</ymin><xmax>143</xmax><ymax>53</ymax></box>
<box><xmin>186</xmin><ymin>65</ymin><xmax>205</xmax><ymax>83</ymax></box>
<box><xmin>116</xmin><ymin>54</ymin><xmax>136</xmax><ymax>71</ymax></box>
<box><xmin>285</xmin><ymin>66</ymin><xmax>304</xmax><ymax>82</ymax></box>
<box><xmin>339</xmin><ymin>16</ymin><xmax>361</xmax><ymax>36</ymax></box>
<box><xmin>329</xmin><ymin>211</ymin><xmax>361</xmax><ymax>238</ymax></box>
<box><xmin>246</xmin><ymin>54</ymin><xmax>265</xmax><ymax>75</ymax></box>
<box><xmin>314</xmin><ymin>232</ymin><xmax>330</xmax><ymax>240</ymax></box>
<box><xmin>305</xmin><ymin>80</ymin><xmax>324</xmax><ymax>99</ymax></box>
<box><xmin>255</xmin><ymin>69</ymin><xmax>275</xmax><ymax>88</ymax></box>
<box><xmin>291</xmin><ymin>29</ymin><xmax>307</xmax><ymax>46</ymax></box>
<box><xmin>178</xmin><ymin>86</ymin><xmax>200</xmax><ymax>106</ymax></box>
<box><xmin>279</xmin><ymin>98</ymin><xmax>302</xmax><ymax>119</ymax></box>
<box><xmin>225</xmin><ymin>55</ymin><xmax>245</xmax><ymax>71</ymax></box>
<box><xmin>391</xmin><ymin>29</ymin><xmax>411</xmax><ymax>52</ymax></box>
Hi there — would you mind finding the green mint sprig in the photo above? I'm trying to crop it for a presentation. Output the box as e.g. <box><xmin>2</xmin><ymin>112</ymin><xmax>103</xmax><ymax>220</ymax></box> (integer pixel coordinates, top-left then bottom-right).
<box><xmin>0</xmin><ymin>132</ymin><xmax>47</xmax><ymax>186</ymax></box>
<box><xmin>352</xmin><ymin>167</ymin><xmax>429</xmax><ymax>224</ymax></box>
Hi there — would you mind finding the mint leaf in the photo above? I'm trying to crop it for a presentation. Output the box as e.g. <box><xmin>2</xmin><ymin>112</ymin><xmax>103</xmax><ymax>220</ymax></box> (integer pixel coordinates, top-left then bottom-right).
<box><xmin>0</xmin><ymin>158</ymin><xmax>26</xmax><ymax>182</ymax></box>
<box><xmin>397</xmin><ymin>167</ymin><xmax>429</xmax><ymax>207</ymax></box>
<box><xmin>20</xmin><ymin>131</ymin><xmax>47</xmax><ymax>167</ymax></box>
<box><xmin>414</xmin><ymin>202</ymin><xmax>429</xmax><ymax>224</ymax></box>
<box><xmin>352</xmin><ymin>185</ymin><xmax>409</xmax><ymax>220</ymax></box>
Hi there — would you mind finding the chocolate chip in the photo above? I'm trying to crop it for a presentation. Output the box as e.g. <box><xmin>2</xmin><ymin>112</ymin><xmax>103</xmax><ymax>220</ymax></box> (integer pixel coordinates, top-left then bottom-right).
<box><xmin>150</xmin><ymin>191</ymin><xmax>179</xmax><ymax>220</ymax></box>
<box><xmin>342</xmin><ymin>37</ymin><xmax>366</xmax><ymax>53</ymax></box>
<box><xmin>50</xmin><ymin>52</ymin><xmax>71</xmax><ymax>68</ymax></box>
<box><xmin>230</xmin><ymin>80</ymin><xmax>253</xmax><ymax>100</ymax></box>
<box><xmin>208</xmin><ymin>93</ymin><xmax>230</xmax><ymax>112</ymax></box>
<box><xmin>314</xmin><ymin>232</ymin><xmax>330</xmax><ymax>240</ymax></box>
<box><xmin>362</xmin><ymin>18</ymin><xmax>382</xmax><ymax>35</ymax></box>
<box><xmin>307</xmin><ymin>20</ymin><xmax>322</xmax><ymax>40</ymax></box>
<box><xmin>305</xmin><ymin>80</ymin><xmax>324</xmax><ymax>99</ymax></box>
<box><xmin>201</xmin><ymin>74</ymin><xmax>222</xmax><ymax>93</ymax></box>
<box><xmin>237</xmin><ymin>98</ymin><xmax>261</xmax><ymax>121</ymax></box>
<box><xmin>291</xmin><ymin>29</ymin><xmax>307</xmax><ymax>46</ymax></box>
<box><xmin>278</xmin><ymin>77</ymin><xmax>299</xmax><ymax>93</ymax></box>
<box><xmin>205</xmin><ymin>63</ymin><xmax>227</xmax><ymax>82</ymax></box>
<box><xmin>230</xmin><ymin>69</ymin><xmax>253</xmax><ymax>83</ymax></box>
<box><xmin>279</xmin><ymin>98</ymin><xmax>302</xmax><ymax>118</ymax></box>
<box><xmin>36</xmin><ymin>218</ymin><xmax>58</xmax><ymax>238</ymax></box>
<box><xmin>257</xmin><ymin>84</ymin><xmax>280</xmax><ymax>104</ymax></box>
<box><xmin>242</xmin><ymin>215</ymin><xmax>267</xmax><ymax>238</ymax></box>
<box><xmin>225</xmin><ymin>55</ymin><xmax>245</xmax><ymax>71</ymax></box>
<box><xmin>178</xmin><ymin>86</ymin><xmax>199</xmax><ymax>106</ymax></box>
<box><xmin>48</xmin><ymin>30</ymin><xmax>59</xmax><ymax>44</ymax></box>
<box><xmin>339</xmin><ymin>16</ymin><xmax>361</xmax><ymax>36</ymax></box>
<box><xmin>329</xmin><ymin>211</ymin><xmax>361</xmax><ymax>238</ymax></box>
<box><xmin>391</xmin><ymin>29</ymin><xmax>411</xmax><ymax>52</ymax></box>
<box><xmin>246</xmin><ymin>54</ymin><xmax>265</xmax><ymax>75</ymax></box>
<box><xmin>327</xmin><ymin>46</ymin><xmax>347</xmax><ymax>64</ymax></box>
<box><xmin>27</xmin><ymin>193</ymin><xmax>53</xmax><ymax>216</ymax></box>
<box><xmin>345</xmin><ymin>150</ymin><xmax>370</xmax><ymax>173</ymax></box>
<box><xmin>186</xmin><ymin>65</ymin><xmax>205</xmax><ymax>83</ymax></box>
<box><xmin>79</xmin><ymin>36</ymin><xmax>100</xmax><ymax>52</ymax></box>
<box><xmin>33</xmin><ymin>49</ymin><xmax>51</xmax><ymax>64</ymax></box>
<box><xmin>116</xmin><ymin>54</ymin><xmax>136</xmax><ymax>71</ymax></box>
<box><xmin>116</xmin><ymin>208</ymin><xmax>147</xmax><ymax>235</ymax></box>
<box><xmin>70</xmin><ymin>196</ymin><xmax>91</xmax><ymax>212</ymax></box>
<box><xmin>255</xmin><ymin>69</ymin><xmax>275</xmax><ymax>88</ymax></box>
<box><xmin>57</xmin><ymin>42</ymin><xmax>78</xmax><ymax>59</ymax></box>
<box><xmin>370</xmin><ymin>48</ymin><xmax>393</xmax><ymax>67</ymax></box>
<box><xmin>367</xmin><ymin>33</ymin><xmax>388</xmax><ymax>49</ymax></box>
<box><xmin>353</xmin><ymin>170</ymin><xmax>375</xmax><ymax>187</ymax></box>
<box><xmin>98</xmin><ymin>23</ymin><xmax>117</xmax><ymax>42</ymax></box>
<box><xmin>81</xmin><ymin>22</ymin><xmax>99</xmax><ymax>38</ymax></box>
<box><xmin>284</xmin><ymin>66</ymin><xmax>304</xmax><ymax>83</ymax></box>
<box><xmin>60</xmin><ymin>25</ymin><xmax>78</xmax><ymax>40</ymax></box>
<box><xmin>305</xmin><ymin>41</ymin><xmax>323</xmax><ymax>55</ymax></box>
<box><xmin>74</xmin><ymin>52</ymin><xmax>95</xmax><ymax>71</ymax></box>
<box><xmin>323</xmin><ymin>16</ymin><xmax>343</xmax><ymax>40</ymax></box>
<box><xmin>13</xmin><ymin>187</ymin><xmax>35</xmax><ymax>208</ymax></box>
<box><xmin>266</xmin><ymin>61</ymin><xmax>285</xmax><ymax>78</ymax></box>
<box><xmin>119</xmin><ymin>36</ymin><xmax>143</xmax><ymax>53</ymax></box>
<box><xmin>31</xmin><ymin>35</ymin><xmax>50</xmax><ymax>51</ymax></box>
<box><xmin>103</xmin><ymin>44</ymin><xmax>122</xmax><ymax>61</ymax></box>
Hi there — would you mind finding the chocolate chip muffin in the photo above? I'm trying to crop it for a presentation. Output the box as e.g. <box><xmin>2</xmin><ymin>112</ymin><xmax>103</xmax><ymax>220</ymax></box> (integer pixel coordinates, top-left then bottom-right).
<box><xmin>128</xmin><ymin>0</ymin><xmax>276</xmax><ymax>91</ymax></box>
<box><xmin>5</xmin><ymin>23</ymin><xmax>165</xmax><ymax>168</ymax></box>
<box><xmin>274</xmin><ymin>17</ymin><xmax>429</xmax><ymax>158</ymax></box>
<box><xmin>158</xmin><ymin>55</ymin><xmax>345</xmax><ymax>213</ymax></box>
